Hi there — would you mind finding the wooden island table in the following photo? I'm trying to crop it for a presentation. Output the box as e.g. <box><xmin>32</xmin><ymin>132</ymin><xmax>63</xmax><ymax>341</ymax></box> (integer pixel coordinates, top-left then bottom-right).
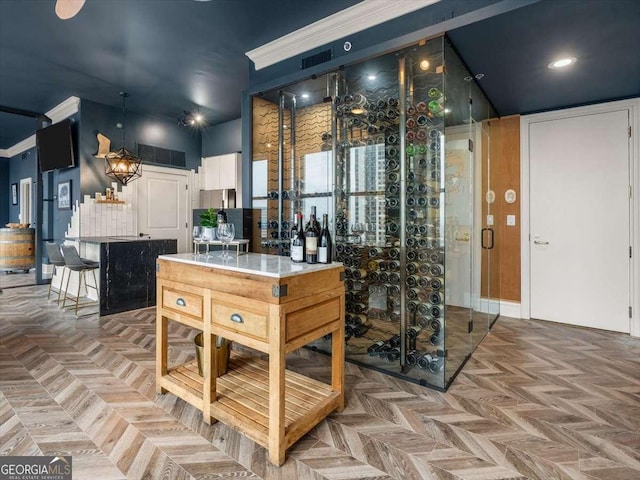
<box><xmin>155</xmin><ymin>252</ymin><xmax>345</xmax><ymax>465</ymax></box>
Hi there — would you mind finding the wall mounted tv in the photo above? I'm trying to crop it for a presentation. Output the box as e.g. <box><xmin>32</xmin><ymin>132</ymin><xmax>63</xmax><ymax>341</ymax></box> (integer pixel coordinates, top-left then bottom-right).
<box><xmin>36</xmin><ymin>119</ymin><xmax>75</xmax><ymax>172</ymax></box>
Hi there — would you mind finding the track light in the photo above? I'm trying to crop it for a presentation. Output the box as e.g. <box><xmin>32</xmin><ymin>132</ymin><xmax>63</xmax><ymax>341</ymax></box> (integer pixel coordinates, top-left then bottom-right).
<box><xmin>178</xmin><ymin>110</ymin><xmax>206</xmax><ymax>127</ymax></box>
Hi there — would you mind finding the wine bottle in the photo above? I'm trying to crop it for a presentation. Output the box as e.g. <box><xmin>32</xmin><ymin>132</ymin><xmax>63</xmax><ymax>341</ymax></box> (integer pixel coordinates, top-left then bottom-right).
<box><xmin>406</xmin><ymin>349</ymin><xmax>420</xmax><ymax>366</ymax></box>
<box><xmin>407</xmin><ymin>288</ymin><xmax>420</xmax><ymax>300</ymax></box>
<box><xmin>352</xmin><ymin>268</ymin><xmax>367</xmax><ymax>280</ymax></box>
<box><xmin>387</xmin><ymin>284</ymin><xmax>400</xmax><ymax>295</ymax></box>
<box><xmin>388</xmin><ymin>271</ymin><xmax>400</xmax><ymax>283</ymax></box>
<box><xmin>386</xmin><ymin>347</ymin><xmax>401</xmax><ymax>362</ymax></box>
<box><xmin>429</xmin><ymin>264</ymin><xmax>443</xmax><ymax>277</ymax></box>
<box><xmin>388</xmin><ymin>334</ymin><xmax>401</xmax><ymax>348</ymax></box>
<box><xmin>305</xmin><ymin>207</ymin><xmax>320</xmax><ymax>264</ymax></box>
<box><xmin>428</xmin><ymin>87</ymin><xmax>442</xmax><ymax>99</ymax></box>
<box><xmin>417</xmin><ymin>353</ymin><xmax>434</xmax><ymax>370</ymax></box>
<box><xmin>318</xmin><ymin>214</ymin><xmax>331</xmax><ymax>264</ymax></box>
<box><xmin>349</xmin><ymin>314</ymin><xmax>368</xmax><ymax>326</ymax></box>
<box><xmin>428</xmin><ymin>99</ymin><xmax>444</xmax><ymax>117</ymax></box>
<box><xmin>290</xmin><ymin>213</ymin><xmax>305</xmax><ymax>263</ymax></box>
<box><xmin>367</xmin><ymin>259</ymin><xmax>385</xmax><ymax>271</ymax></box>
<box><xmin>407</xmin><ymin>325</ymin><xmax>422</xmax><ymax>338</ymax></box>
<box><xmin>351</xmin><ymin>324</ymin><xmax>370</xmax><ymax>337</ymax></box>
<box><xmin>429</xmin><ymin>304</ymin><xmax>442</xmax><ymax>318</ymax></box>
<box><xmin>217</xmin><ymin>200</ymin><xmax>227</xmax><ymax>224</ymax></box>
<box><xmin>367</xmin><ymin>340</ymin><xmax>385</xmax><ymax>355</ymax></box>
<box><xmin>387</xmin><ymin>197</ymin><xmax>400</xmax><ymax>208</ymax></box>
<box><xmin>428</xmin><ymin>355</ymin><xmax>444</xmax><ymax>374</ymax></box>
<box><xmin>429</xmin><ymin>292</ymin><xmax>444</xmax><ymax>305</ymax></box>
<box><xmin>387</xmin><ymin>260</ymin><xmax>400</xmax><ymax>271</ymax></box>
<box><xmin>429</xmin><ymin>332</ymin><xmax>442</xmax><ymax>346</ymax></box>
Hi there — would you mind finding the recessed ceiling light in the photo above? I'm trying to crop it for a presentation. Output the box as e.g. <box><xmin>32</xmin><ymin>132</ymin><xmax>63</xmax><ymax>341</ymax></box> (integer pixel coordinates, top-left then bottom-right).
<box><xmin>548</xmin><ymin>57</ymin><xmax>577</xmax><ymax>69</ymax></box>
<box><xmin>301</xmin><ymin>93</ymin><xmax>309</xmax><ymax>99</ymax></box>
<box><xmin>419</xmin><ymin>59</ymin><xmax>430</xmax><ymax>71</ymax></box>
<box><xmin>194</xmin><ymin>113</ymin><xmax>203</xmax><ymax>123</ymax></box>
<box><xmin>368</xmin><ymin>74</ymin><xmax>376</xmax><ymax>81</ymax></box>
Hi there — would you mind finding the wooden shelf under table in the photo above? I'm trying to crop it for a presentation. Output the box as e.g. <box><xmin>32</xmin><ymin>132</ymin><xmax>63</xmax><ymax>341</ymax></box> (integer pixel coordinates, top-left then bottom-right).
<box><xmin>162</xmin><ymin>353</ymin><xmax>341</xmax><ymax>450</ymax></box>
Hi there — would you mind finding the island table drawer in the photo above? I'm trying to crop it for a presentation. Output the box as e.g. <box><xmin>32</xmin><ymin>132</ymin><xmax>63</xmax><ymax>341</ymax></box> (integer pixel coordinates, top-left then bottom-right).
<box><xmin>211</xmin><ymin>298</ymin><xmax>269</xmax><ymax>341</ymax></box>
<box><xmin>162</xmin><ymin>287</ymin><xmax>204</xmax><ymax>320</ymax></box>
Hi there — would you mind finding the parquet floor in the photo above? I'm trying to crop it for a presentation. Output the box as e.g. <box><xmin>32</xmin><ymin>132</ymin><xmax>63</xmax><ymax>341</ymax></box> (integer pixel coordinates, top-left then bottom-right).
<box><xmin>1</xmin><ymin>284</ymin><xmax>639</xmax><ymax>480</ymax></box>
<box><xmin>0</xmin><ymin>269</ymin><xmax>36</xmax><ymax>289</ymax></box>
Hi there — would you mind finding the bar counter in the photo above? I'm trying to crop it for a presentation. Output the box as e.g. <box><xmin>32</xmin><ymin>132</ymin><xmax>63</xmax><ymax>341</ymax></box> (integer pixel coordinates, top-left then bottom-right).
<box><xmin>156</xmin><ymin>253</ymin><xmax>345</xmax><ymax>465</ymax></box>
<box><xmin>69</xmin><ymin>236</ymin><xmax>177</xmax><ymax>315</ymax></box>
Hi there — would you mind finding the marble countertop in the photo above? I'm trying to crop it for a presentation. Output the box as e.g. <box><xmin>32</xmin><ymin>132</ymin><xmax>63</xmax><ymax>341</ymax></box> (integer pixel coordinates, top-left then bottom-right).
<box><xmin>158</xmin><ymin>252</ymin><xmax>343</xmax><ymax>279</ymax></box>
<box><xmin>67</xmin><ymin>236</ymin><xmax>176</xmax><ymax>244</ymax></box>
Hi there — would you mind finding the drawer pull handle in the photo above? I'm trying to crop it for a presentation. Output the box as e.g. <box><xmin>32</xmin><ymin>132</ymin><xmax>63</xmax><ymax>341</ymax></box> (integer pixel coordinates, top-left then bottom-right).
<box><xmin>176</xmin><ymin>298</ymin><xmax>186</xmax><ymax>307</ymax></box>
<box><xmin>230</xmin><ymin>313</ymin><xmax>244</xmax><ymax>324</ymax></box>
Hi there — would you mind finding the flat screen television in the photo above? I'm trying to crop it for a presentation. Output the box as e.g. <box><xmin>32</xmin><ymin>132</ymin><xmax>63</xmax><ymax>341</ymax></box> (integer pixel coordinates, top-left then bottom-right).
<box><xmin>36</xmin><ymin>119</ymin><xmax>75</xmax><ymax>172</ymax></box>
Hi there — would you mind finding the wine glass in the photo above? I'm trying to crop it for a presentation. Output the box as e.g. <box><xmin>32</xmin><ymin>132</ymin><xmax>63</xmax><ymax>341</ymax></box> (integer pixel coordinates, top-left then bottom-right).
<box><xmin>216</xmin><ymin>223</ymin><xmax>235</xmax><ymax>258</ymax></box>
<box><xmin>192</xmin><ymin>226</ymin><xmax>202</xmax><ymax>254</ymax></box>
<box><xmin>201</xmin><ymin>227</ymin><xmax>214</xmax><ymax>256</ymax></box>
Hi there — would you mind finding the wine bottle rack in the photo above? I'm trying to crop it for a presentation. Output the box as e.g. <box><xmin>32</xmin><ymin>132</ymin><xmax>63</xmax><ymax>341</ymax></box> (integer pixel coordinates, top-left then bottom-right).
<box><xmin>251</xmin><ymin>35</ymin><xmax>498</xmax><ymax>391</ymax></box>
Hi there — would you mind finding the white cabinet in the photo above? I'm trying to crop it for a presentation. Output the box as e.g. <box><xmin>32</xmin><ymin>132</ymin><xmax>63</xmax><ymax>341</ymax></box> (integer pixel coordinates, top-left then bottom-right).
<box><xmin>201</xmin><ymin>153</ymin><xmax>242</xmax><ymax>204</ymax></box>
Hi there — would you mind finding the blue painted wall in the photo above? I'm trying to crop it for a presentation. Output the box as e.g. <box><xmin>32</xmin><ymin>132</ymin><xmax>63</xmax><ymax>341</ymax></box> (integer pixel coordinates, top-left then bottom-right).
<box><xmin>79</xmin><ymin>100</ymin><xmax>202</xmax><ymax>197</ymax></box>
<box><xmin>0</xmin><ymin>157</ymin><xmax>9</xmax><ymax>226</ymax></box>
<box><xmin>202</xmin><ymin>118</ymin><xmax>241</xmax><ymax>157</ymax></box>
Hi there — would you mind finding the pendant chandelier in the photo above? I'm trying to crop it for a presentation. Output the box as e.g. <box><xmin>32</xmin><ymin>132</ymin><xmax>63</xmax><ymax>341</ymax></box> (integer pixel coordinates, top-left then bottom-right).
<box><xmin>105</xmin><ymin>92</ymin><xmax>142</xmax><ymax>186</ymax></box>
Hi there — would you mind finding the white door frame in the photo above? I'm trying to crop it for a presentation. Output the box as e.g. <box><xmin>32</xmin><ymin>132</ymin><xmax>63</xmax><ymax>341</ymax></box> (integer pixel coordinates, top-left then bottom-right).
<box><xmin>19</xmin><ymin>177</ymin><xmax>32</xmax><ymax>225</ymax></box>
<box><xmin>520</xmin><ymin>98</ymin><xmax>640</xmax><ymax>337</ymax></box>
<box><xmin>136</xmin><ymin>164</ymin><xmax>191</xmax><ymax>253</ymax></box>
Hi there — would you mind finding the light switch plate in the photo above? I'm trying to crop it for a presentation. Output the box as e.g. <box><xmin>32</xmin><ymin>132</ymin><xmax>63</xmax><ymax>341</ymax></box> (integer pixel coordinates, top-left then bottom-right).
<box><xmin>487</xmin><ymin>214</ymin><xmax>494</xmax><ymax>226</ymax></box>
<box><xmin>507</xmin><ymin>215</ymin><xmax>516</xmax><ymax>226</ymax></box>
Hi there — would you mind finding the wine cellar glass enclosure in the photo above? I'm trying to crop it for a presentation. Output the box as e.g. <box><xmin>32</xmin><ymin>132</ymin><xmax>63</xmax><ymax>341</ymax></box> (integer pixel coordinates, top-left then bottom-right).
<box><xmin>251</xmin><ymin>35</ymin><xmax>499</xmax><ymax>390</ymax></box>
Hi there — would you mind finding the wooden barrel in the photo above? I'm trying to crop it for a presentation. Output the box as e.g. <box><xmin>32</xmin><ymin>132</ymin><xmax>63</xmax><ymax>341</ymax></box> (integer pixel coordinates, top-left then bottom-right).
<box><xmin>0</xmin><ymin>228</ymin><xmax>35</xmax><ymax>272</ymax></box>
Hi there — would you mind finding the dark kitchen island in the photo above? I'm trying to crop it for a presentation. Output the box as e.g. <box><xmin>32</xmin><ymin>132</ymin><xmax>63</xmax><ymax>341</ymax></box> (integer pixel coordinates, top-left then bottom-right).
<box><xmin>70</xmin><ymin>236</ymin><xmax>177</xmax><ymax>316</ymax></box>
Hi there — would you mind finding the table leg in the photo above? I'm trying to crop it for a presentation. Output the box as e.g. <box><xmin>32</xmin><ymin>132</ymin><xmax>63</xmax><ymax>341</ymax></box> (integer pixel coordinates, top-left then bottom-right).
<box><xmin>156</xmin><ymin>315</ymin><xmax>168</xmax><ymax>394</ymax></box>
<box><xmin>268</xmin><ymin>306</ymin><xmax>286</xmax><ymax>465</ymax></box>
<box><xmin>332</xmin><ymin>295</ymin><xmax>346</xmax><ymax>412</ymax></box>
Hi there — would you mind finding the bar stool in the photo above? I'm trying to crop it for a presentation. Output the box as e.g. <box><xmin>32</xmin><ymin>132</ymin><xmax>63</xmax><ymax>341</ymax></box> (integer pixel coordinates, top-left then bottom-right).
<box><xmin>45</xmin><ymin>242</ymin><xmax>67</xmax><ymax>306</ymax></box>
<box><xmin>60</xmin><ymin>245</ymin><xmax>100</xmax><ymax>316</ymax></box>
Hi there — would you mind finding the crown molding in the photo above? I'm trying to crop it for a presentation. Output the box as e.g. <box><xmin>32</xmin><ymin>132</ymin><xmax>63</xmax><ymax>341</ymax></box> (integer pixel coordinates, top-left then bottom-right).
<box><xmin>246</xmin><ymin>0</ymin><xmax>440</xmax><ymax>71</ymax></box>
<box><xmin>2</xmin><ymin>96</ymin><xmax>80</xmax><ymax>158</ymax></box>
<box><xmin>48</xmin><ymin>96</ymin><xmax>80</xmax><ymax>123</ymax></box>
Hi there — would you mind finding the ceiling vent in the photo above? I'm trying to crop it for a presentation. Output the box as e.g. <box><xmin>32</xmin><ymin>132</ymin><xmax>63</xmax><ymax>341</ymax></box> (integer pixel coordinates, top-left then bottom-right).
<box><xmin>301</xmin><ymin>49</ymin><xmax>332</xmax><ymax>70</ymax></box>
<box><xmin>138</xmin><ymin>144</ymin><xmax>186</xmax><ymax>168</ymax></box>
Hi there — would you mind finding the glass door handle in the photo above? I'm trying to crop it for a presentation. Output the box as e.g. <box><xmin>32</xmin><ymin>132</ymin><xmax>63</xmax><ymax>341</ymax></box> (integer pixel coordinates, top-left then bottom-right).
<box><xmin>481</xmin><ymin>228</ymin><xmax>495</xmax><ymax>249</ymax></box>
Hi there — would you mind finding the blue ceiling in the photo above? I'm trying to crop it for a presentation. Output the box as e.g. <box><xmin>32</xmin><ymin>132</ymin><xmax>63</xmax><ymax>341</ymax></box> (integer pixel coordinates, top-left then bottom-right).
<box><xmin>1</xmin><ymin>0</ymin><xmax>639</xmax><ymax>151</ymax></box>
